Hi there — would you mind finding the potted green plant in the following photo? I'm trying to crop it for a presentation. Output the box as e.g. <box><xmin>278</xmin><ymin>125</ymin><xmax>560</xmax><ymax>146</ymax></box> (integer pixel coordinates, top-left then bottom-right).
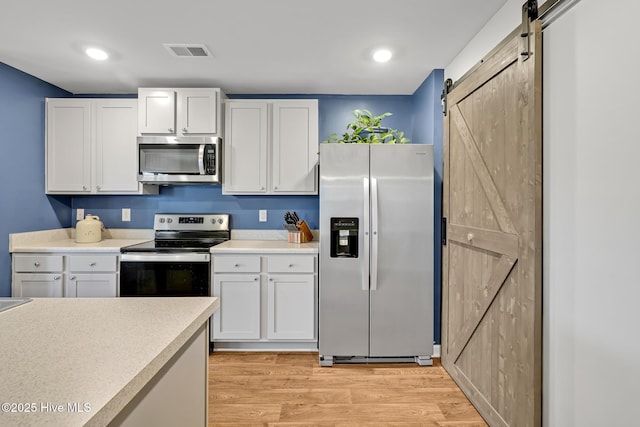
<box><xmin>324</xmin><ymin>109</ymin><xmax>410</xmax><ymax>144</ymax></box>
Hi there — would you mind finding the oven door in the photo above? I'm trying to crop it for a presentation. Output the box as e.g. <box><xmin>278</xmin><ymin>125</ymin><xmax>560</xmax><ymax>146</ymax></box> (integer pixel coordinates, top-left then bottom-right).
<box><xmin>120</xmin><ymin>253</ymin><xmax>210</xmax><ymax>297</ymax></box>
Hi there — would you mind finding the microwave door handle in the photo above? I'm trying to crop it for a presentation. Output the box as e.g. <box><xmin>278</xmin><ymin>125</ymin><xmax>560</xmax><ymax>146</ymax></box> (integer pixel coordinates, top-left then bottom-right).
<box><xmin>198</xmin><ymin>145</ymin><xmax>206</xmax><ymax>174</ymax></box>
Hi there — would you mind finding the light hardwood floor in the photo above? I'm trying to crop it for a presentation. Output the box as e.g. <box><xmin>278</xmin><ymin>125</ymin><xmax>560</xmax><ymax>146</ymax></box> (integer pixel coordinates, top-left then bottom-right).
<box><xmin>208</xmin><ymin>352</ymin><xmax>487</xmax><ymax>426</ymax></box>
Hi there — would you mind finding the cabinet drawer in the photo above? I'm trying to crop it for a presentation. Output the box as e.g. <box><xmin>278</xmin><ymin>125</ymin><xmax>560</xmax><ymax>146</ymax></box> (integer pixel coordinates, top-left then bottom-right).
<box><xmin>267</xmin><ymin>255</ymin><xmax>315</xmax><ymax>273</ymax></box>
<box><xmin>13</xmin><ymin>255</ymin><xmax>63</xmax><ymax>272</ymax></box>
<box><xmin>213</xmin><ymin>256</ymin><xmax>261</xmax><ymax>273</ymax></box>
<box><xmin>68</xmin><ymin>255</ymin><xmax>117</xmax><ymax>272</ymax></box>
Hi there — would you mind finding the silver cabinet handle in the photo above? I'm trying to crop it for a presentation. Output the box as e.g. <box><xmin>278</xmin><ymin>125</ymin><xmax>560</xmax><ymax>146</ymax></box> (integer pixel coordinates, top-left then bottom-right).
<box><xmin>288</xmin><ymin>264</ymin><xmax>293</xmax><ymax>268</ymax></box>
<box><xmin>183</xmin><ymin>128</ymin><xmax>188</xmax><ymax>132</ymax></box>
<box><xmin>70</xmin><ymin>276</ymin><xmax>76</xmax><ymax>280</ymax></box>
<box><xmin>34</xmin><ymin>262</ymin><xmax>40</xmax><ymax>267</ymax></box>
<box><xmin>96</xmin><ymin>185</ymin><xmax>101</xmax><ymax>191</ymax></box>
<box><xmin>168</xmin><ymin>128</ymin><xmax>174</xmax><ymax>132</ymax></box>
<box><xmin>254</xmin><ymin>277</ymin><xmax>258</xmax><ymax>281</ymax></box>
<box><xmin>54</xmin><ymin>276</ymin><xmax>61</xmax><ymax>280</ymax></box>
<box><xmin>269</xmin><ymin>278</ymin><xmax>273</xmax><ymax>281</ymax></box>
<box><xmin>234</xmin><ymin>263</ymin><xmax>240</xmax><ymax>267</ymax></box>
<box><xmin>82</xmin><ymin>186</ymin><xmax>87</xmax><ymax>191</ymax></box>
<box><xmin>90</xmin><ymin>262</ymin><xmax>96</xmax><ymax>267</ymax></box>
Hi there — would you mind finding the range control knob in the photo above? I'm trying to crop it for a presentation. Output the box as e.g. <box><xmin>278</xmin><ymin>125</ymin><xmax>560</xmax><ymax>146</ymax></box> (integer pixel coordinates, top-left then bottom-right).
<box><xmin>218</xmin><ymin>218</ymin><xmax>224</xmax><ymax>224</ymax></box>
<box><xmin>159</xmin><ymin>218</ymin><xmax>165</xmax><ymax>223</ymax></box>
<box><xmin>167</xmin><ymin>218</ymin><xmax>173</xmax><ymax>223</ymax></box>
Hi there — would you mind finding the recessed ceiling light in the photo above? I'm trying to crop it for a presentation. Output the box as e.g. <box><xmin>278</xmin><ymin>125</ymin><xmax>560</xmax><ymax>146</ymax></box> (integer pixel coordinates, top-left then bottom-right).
<box><xmin>86</xmin><ymin>48</ymin><xmax>108</xmax><ymax>61</ymax></box>
<box><xmin>372</xmin><ymin>49</ymin><xmax>392</xmax><ymax>63</ymax></box>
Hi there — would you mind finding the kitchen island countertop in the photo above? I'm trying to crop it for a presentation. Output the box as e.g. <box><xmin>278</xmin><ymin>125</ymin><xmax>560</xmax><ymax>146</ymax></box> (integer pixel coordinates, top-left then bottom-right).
<box><xmin>0</xmin><ymin>297</ymin><xmax>218</xmax><ymax>426</ymax></box>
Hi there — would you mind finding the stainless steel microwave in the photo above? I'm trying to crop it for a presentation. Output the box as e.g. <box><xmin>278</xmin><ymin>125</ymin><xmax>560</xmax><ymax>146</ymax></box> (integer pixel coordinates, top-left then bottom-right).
<box><xmin>137</xmin><ymin>136</ymin><xmax>221</xmax><ymax>184</ymax></box>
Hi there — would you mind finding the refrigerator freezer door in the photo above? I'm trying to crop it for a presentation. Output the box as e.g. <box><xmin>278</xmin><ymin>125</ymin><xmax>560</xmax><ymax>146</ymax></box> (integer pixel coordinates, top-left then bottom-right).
<box><xmin>369</xmin><ymin>144</ymin><xmax>434</xmax><ymax>357</ymax></box>
<box><xmin>319</xmin><ymin>143</ymin><xmax>370</xmax><ymax>357</ymax></box>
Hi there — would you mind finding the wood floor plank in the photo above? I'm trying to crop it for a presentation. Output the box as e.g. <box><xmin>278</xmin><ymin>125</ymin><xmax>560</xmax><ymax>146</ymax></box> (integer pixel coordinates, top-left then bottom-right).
<box><xmin>208</xmin><ymin>352</ymin><xmax>487</xmax><ymax>425</ymax></box>
<box><xmin>210</xmin><ymin>388</ymin><xmax>351</xmax><ymax>404</ymax></box>
<box><xmin>279</xmin><ymin>403</ymin><xmax>445</xmax><ymax>423</ymax></box>
<box><xmin>350</xmin><ymin>388</ymin><xmax>470</xmax><ymax>404</ymax></box>
<box><xmin>208</xmin><ymin>403</ymin><xmax>281</xmax><ymax>423</ymax></box>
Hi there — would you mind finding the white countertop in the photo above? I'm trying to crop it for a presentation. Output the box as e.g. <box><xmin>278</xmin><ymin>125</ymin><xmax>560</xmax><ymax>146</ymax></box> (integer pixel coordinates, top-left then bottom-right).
<box><xmin>10</xmin><ymin>238</ymin><xmax>151</xmax><ymax>253</ymax></box>
<box><xmin>0</xmin><ymin>297</ymin><xmax>218</xmax><ymax>426</ymax></box>
<box><xmin>210</xmin><ymin>239</ymin><xmax>319</xmax><ymax>254</ymax></box>
<box><xmin>9</xmin><ymin>228</ymin><xmax>153</xmax><ymax>253</ymax></box>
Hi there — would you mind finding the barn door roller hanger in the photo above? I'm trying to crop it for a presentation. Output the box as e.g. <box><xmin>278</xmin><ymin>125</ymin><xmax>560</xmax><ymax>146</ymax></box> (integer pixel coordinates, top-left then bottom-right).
<box><xmin>521</xmin><ymin>0</ymin><xmax>539</xmax><ymax>60</ymax></box>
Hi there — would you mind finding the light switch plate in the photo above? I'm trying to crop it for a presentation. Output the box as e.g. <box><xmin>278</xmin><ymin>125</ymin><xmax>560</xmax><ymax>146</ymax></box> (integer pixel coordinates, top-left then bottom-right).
<box><xmin>122</xmin><ymin>208</ymin><xmax>131</xmax><ymax>222</ymax></box>
<box><xmin>76</xmin><ymin>208</ymin><xmax>84</xmax><ymax>221</ymax></box>
<box><xmin>259</xmin><ymin>210</ymin><xmax>267</xmax><ymax>222</ymax></box>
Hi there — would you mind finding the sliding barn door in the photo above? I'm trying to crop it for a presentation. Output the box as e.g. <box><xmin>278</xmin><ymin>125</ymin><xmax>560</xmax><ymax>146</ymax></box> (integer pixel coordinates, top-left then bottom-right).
<box><xmin>441</xmin><ymin>21</ymin><xmax>542</xmax><ymax>427</ymax></box>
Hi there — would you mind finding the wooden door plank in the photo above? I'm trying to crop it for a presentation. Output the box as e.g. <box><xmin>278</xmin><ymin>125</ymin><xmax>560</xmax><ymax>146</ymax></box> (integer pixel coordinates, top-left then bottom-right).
<box><xmin>448</xmin><ymin>255</ymin><xmax>516</xmax><ymax>363</ymax></box>
<box><xmin>451</xmin><ymin>104</ymin><xmax>517</xmax><ymax>235</ymax></box>
<box><xmin>447</xmin><ymin>36</ymin><xmax>520</xmax><ymax>108</ymax></box>
<box><xmin>448</xmin><ymin>224</ymin><xmax>519</xmax><ymax>258</ymax></box>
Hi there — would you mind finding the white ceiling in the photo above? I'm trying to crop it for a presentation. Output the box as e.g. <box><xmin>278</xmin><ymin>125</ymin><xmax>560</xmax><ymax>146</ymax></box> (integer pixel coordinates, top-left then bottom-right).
<box><xmin>0</xmin><ymin>0</ymin><xmax>507</xmax><ymax>95</ymax></box>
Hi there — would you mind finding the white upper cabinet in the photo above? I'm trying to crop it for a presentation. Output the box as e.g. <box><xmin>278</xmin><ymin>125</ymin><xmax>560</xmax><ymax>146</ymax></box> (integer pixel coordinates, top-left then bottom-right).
<box><xmin>223</xmin><ymin>102</ymin><xmax>269</xmax><ymax>193</ymax></box>
<box><xmin>272</xmin><ymin>101</ymin><xmax>318</xmax><ymax>193</ymax></box>
<box><xmin>137</xmin><ymin>89</ymin><xmax>175</xmax><ymax>134</ymax></box>
<box><xmin>46</xmin><ymin>98</ymin><xmax>155</xmax><ymax>195</ymax></box>
<box><xmin>223</xmin><ymin>99</ymin><xmax>318</xmax><ymax>195</ymax></box>
<box><xmin>46</xmin><ymin>99</ymin><xmax>92</xmax><ymax>193</ymax></box>
<box><xmin>138</xmin><ymin>88</ymin><xmax>224</xmax><ymax>137</ymax></box>
<box><xmin>95</xmin><ymin>100</ymin><xmax>141</xmax><ymax>193</ymax></box>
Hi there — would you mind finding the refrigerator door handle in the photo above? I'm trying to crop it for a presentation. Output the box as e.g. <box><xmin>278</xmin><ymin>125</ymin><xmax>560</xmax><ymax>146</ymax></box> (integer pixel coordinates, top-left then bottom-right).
<box><xmin>362</xmin><ymin>177</ymin><xmax>370</xmax><ymax>291</ymax></box>
<box><xmin>371</xmin><ymin>177</ymin><xmax>379</xmax><ymax>291</ymax></box>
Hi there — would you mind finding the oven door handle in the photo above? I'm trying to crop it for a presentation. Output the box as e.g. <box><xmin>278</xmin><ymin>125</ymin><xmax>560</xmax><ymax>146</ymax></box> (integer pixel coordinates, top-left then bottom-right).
<box><xmin>120</xmin><ymin>253</ymin><xmax>210</xmax><ymax>263</ymax></box>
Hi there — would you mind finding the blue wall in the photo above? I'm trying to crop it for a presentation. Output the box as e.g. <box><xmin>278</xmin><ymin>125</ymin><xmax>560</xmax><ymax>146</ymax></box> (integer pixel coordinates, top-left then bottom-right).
<box><xmin>0</xmin><ymin>63</ymin><xmax>71</xmax><ymax>296</ymax></box>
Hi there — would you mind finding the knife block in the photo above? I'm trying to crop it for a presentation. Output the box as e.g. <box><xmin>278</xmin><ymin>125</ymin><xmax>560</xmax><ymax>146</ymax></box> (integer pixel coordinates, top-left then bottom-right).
<box><xmin>287</xmin><ymin>220</ymin><xmax>313</xmax><ymax>243</ymax></box>
<box><xmin>296</xmin><ymin>220</ymin><xmax>313</xmax><ymax>243</ymax></box>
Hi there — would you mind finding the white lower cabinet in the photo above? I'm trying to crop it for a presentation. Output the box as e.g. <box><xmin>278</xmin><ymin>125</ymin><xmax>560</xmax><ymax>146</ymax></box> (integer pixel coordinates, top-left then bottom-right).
<box><xmin>13</xmin><ymin>273</ymin><xmax>64</xmax><ymax>297</ymax></box>
<box><xmin>68</xmin><ymin>274</ymin><xmax>117</xmax><ymax>298</ymax></box>
<box><xmin>267</xmin><ymin>274</ymin><xmax>315</xmax><ymax>340</ymax></box>
<box><xmin>212</xmin><ymin>274</ymin><xmax>261</xmax><ymax>339</ymax></box>
<box><xmin>211</xmin><ymin>253</ymin><xmax>317</xmax><ymax>350</ymax></box>
<box><xmin>66</xmin><ymin>255</ymin><xmax>118</xmax><ymax>297</ymax></box>
<box><xmin>12</xmin><ymin>253</ymin><xmax>118</xmax><ymax>298</ymax></box>
<box><xmin>12</xmin><ymin>255</ymin><xmax>64</xmax><ymax>297</ymax></box>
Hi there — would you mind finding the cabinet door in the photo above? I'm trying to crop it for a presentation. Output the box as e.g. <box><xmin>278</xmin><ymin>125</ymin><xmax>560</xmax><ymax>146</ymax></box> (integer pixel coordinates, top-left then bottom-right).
<box><xmin>212</xmin><ymin>274</ymin><xmax>261</xmax><ymax>339</ymax></box>
<box><xmin>69</xmin><ymin>273</ymin><xmax>117</xmax><ymax>297</ymax></box>
<box><xmin>95</xmin><ymin>100</ymin><xmax>140</xmax><ymax>193</ymax></box>
<box><xmin>222</xmin><ymin>102</ymin><xmax>268</xmax><ymax>193</ymax></box>
<box><xmin>178</xmin><ymin>89</ymin><xmax>218</xmax><ymax>135</ymax></box>
<box><xmin>46</xmin><ymin>99</ymin><xmax>91</xmax><ymax>193</ymax></box>
<box><xmin>138</xmin><ymin>89</ymin><xmax>176</xmax><ymax>134</ymax></box>
<box><xmin>14</xmin><ymin>273</ymin><xmax>64</xmax><ymax>297</ymax></box>
<box><xmin>272</xmin><ymin>100</ymin><xmax>318</xmax><ymax>194</ymax></box>
<box><xmin>267</xmin><ymin>274</ymin><xmax>315</xmax><ymax>340</ymax></box>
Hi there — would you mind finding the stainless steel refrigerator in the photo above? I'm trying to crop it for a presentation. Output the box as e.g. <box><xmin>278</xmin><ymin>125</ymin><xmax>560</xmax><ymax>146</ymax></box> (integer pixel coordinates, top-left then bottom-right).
<box><xmin>319</xmin><ymin>143</ymin><xmax>434</xmax><ymax>366</ymax></box>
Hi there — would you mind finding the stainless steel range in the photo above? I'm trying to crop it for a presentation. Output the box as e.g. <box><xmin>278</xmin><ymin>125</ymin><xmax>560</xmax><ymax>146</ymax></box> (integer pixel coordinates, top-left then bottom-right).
<box><xmin>120</xmin><ymin>213</ymin><xmax>230</xmax><ymax>297</ymax></box>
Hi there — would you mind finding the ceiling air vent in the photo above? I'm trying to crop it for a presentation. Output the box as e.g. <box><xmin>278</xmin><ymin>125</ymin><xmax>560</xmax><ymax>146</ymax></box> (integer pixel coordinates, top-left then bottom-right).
<box><xmin>164</xmin><ymin>44</ymin><xmax>211</xmax><ymax>57</ymax></box>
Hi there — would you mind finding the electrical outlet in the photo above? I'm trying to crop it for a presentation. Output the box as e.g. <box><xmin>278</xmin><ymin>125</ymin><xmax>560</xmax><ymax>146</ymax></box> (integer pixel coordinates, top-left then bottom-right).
<box><xmin>122</xmin><ymin>208</ymin><xmax>131</xmax><ymax>222</ymax></box>
<box><xmin>76</xmin><ymin>208</ymin><xmax>84</xmax><ymax>221</ymax></box>
<box><xmin>259</xmin><ymin>210</ymin><xmax>267</xmax><ymax>222</ymax></box>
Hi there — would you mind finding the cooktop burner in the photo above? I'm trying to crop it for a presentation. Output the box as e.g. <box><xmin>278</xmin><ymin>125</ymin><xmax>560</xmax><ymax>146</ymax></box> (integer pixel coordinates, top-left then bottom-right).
<box><xmin>121</xmin><ymin>213</ymin><xmax>230</xmax><ymax>254</ymax></box>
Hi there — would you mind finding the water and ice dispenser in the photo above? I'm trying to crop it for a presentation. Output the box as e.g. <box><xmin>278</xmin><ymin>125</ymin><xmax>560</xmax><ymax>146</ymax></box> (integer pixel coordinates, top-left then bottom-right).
<box><xmin>330</xmin><ymin>217</ymin><xmax>359</xmax><ymax>258</ymax></box>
